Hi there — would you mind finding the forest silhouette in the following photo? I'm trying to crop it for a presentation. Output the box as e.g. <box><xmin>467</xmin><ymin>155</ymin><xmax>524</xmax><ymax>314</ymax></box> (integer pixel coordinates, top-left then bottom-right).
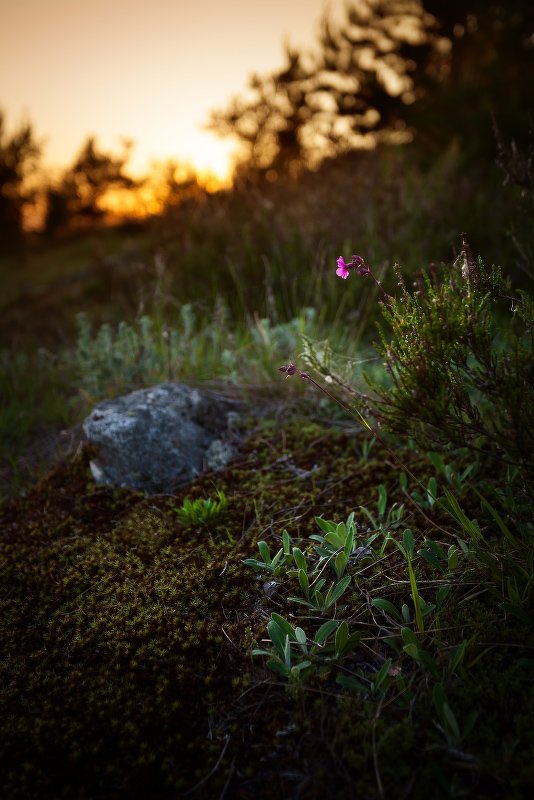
<box><xmin>1</xmin><ymin>0</ymin><xmax>533</xmax><ymax>251</ymax></box>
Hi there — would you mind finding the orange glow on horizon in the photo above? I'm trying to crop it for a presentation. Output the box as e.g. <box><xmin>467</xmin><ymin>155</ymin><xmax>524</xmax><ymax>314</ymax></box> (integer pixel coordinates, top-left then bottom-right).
<box><xmin>1</xmin><ymin>0</ymin><xmax>346</xmax><ymax>189</ymax></box>
<box><xmin>99</xmin><ymin>165</ymin><xmax>232</xmax><ymax>222</ymax></box>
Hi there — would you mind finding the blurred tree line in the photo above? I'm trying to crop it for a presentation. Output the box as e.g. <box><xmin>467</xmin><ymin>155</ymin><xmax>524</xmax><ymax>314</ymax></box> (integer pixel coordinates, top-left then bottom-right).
<box><xmin>0</xmin><ymin>119</ymin><xmax>138</xmax><ymax>251</ymax></box>
<box><xmin>209</xmin><ymin>0</ymin><xmax>534</xmax><ymax>179</ymax></box>
<box><xmin>1</xmin><ymin>0</ymin><xmax>533</xmax><ymax>252</ymax></box>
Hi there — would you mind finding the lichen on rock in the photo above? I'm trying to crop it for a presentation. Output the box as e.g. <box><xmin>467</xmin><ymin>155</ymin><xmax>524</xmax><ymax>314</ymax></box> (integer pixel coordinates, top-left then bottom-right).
<box><xmin>82</xmin><ymin>382</ymin><xmax>240</xmax><ymax>494</ymax></box>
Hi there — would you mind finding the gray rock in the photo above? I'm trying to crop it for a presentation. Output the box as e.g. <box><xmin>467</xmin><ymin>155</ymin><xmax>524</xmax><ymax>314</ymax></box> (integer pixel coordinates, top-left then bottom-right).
<box><xmin>82</xmin><ymin>383</ymin><xmax>238</xmax><ymax>493</ymax></box>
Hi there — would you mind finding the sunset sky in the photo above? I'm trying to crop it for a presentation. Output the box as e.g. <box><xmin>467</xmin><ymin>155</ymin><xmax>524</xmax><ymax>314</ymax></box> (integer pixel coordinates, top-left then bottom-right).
<box><xmin>1</xmin><ymin>0</ymin><xmax>345</xmax><ymax>181</ymax></box>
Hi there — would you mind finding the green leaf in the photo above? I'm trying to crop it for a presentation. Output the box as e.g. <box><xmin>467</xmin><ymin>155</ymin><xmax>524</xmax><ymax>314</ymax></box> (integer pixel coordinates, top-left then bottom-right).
<box><xmin>432</xmin><ymin>683</ymin><xmax>447</xmax><ymax>721</ymax></box>
<box><xmin>266</xmin><ymin>658</ymin><xmax>288</xmax><ymax>677</ymax></box>
<box><xmin>360</xmin><ymin>506</ymin><xmax>378</xmax><ymax>527</ymax></box>
<box><xmin>314</xmin><ymin>619</ymin><xmax>339</xmax><ymax>644</ymax></box>
<box><xmin>443</xmin><ymin>703</ymin><xmax>461</xmax><ymax>740</ymax></box>
<box><xmin>295</xmin><ymin>627</ymin><xmax>307</xmax><ymax>650</ymax></box>
<box><xmin>462</xmin><ymin>709</ymin><xmax>479</xmax><ymax>740</ymax></box>
<box><xmin>417</xmin><ymin>649</ymin><xmax>438</xmax><ymax>676</ymax></box>
<box><xmin>447</xmin><ymin>545</ymin><xmax>460</xmax><ymax>571</ymax></box>
<box><xmin>403</xmin><ymin>643</ymin><xmax>419</xmax><ymax>659</ymax></box>
<box><xmin>439</xmin><ymin>488</ymin><xmax>485</xmax><ymax>543</ymax></box>
<box><xmin>282</xmin><ymin>529</ymin><xmax>291</xmax><ymax>555</ymax></box>
<box><xmin>374</xmin><ymin>658</ymin><xmax>392</xmax><ymax>691</ymax></box>
<box><xmin>424</xmin><ymin>537</ymin><xmax>447</xmax><ymax>561</ymax></box>
<box><xmin>242</xmin><ymin>558</ymin><xmax>273</xmax><ymax>571</ymax></box>
<box><xmin>371</xmin><ymin>597</ymin><xmax>402</xmax><ymax>621</ymax></box>
<box><xmin>283</xmin><ymin>635</ymin><xmax>292</xmax><ymax>669</ymax></box>
<box><xmin>377</xmin><ymin>484</ymin><xmax>388</xmax><ymax>518</ymax></box>
<box><xmin>407</xmin><ymin>552</ymin><xmax>424</xmax><ymax>634</ymax></box>
<box><xmin>427</xmin><ymin>477</ymin><xmax>438</xmax><ymax>506</ymax></box>
<box><xmin>291</xmin><ymin>660</ymin><xmax>312</xmax><ymax>673</ymax></box>
<box><xmin>449</xmin><ymin>640</ymin><xmax>467</xmax><ymax>673</ymax></box>
<box><xmin>403</xmin><ymin>528</ymin><xmax>415</xmax><ymax>559</ymax></box>
<box><xmin>258</xmin><ymin>541</ymin><xmax>270</xmax><ymax>563</ymax></box>
<box><xmin>292</xmin><ymin>547</ymin><xmax>307</xmax><ymax>571</ymax></box>
<box><xmin>271</xmin><ymin>613</ymin><xmax>296</xmax><ymax>640</ymax></box>
<box><xmin>270</xmin><ymin>548</ymin><xmax>284</xmax><ymax>570</ymax></box>
<box><xmin>335</xmin><ymin>620</ymin><xmax>349</xmax><ymax>655</ymax></box>
<box><xmin>315</xmin><ymin>517</ymin><xmax>336</xmax><ymax>534</ymax></box>
<box><xmin>267</xmin><ymin>620</ymin><xmax>286</xmax><ymax>657</ymax></box>
<box><xmin>325</xmin><ymin>575</ymin><xmax>351</xmax><ymax>608</ymax></box>
<box><xmin>344</xmin><ymin>526</ymin><xmax>355</xmax><ymax>557</ymax></box>
<box><xmin>436</xmin><ymin>585</ymin><xmax>452</xmax><ymax>608</ymax></box>
<box><xmin>298</xmin><ymin>568</ymin><xmax>309</xmax><ymax>596</ymax></box>
<box><xmin>418</xmin><ymin>549</ymin><xmax>446</xmax><ymax>574</ymax></box>
<box><xmin>334</xmin><ymin>551</ymin><xmax>348</xmax><ymax>579</ymax></box>
<box><xmin>325</xmin><ymin>531</ymin><xmax>344</xmax><ymax>549</ymax></box>
<box><xmin>428</xmin><ymin>451</ymin><xmax>445</xmax><ymax>474</ymax></box>
<box><xmin>401</xmin><ymin>626</ymin><xmax>418</xmax><ymax>647</ymax></box>
<box><xmin>287</xmin><ymin>597</ymin><xmax>316</xmax><ymax>609</ymax></box>
<box><xmin>336</xmin><ymin>674</ymin><xmax>366</xmax><ymax>691</ymax></box>
<box><xmin>420</xmin><ymin>599</ymin><xmax>436</xmax><ymax>617</ymax></box>
<box><xmin>476</xmin><ymin>492</ymin><xmax>516</xmax><ymax>543</ymax></box>
<box><xmin>515</xmin><ymin>658</ymin><xmax>534</xmax><ymax>670</ymax></box>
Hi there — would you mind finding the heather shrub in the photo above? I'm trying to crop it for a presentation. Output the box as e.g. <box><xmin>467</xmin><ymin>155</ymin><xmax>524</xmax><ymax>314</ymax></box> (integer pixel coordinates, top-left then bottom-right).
<box><xmin>366</xmin><ymin>239</ymin><xmax>533</xmax><ymax>482</ymax></box>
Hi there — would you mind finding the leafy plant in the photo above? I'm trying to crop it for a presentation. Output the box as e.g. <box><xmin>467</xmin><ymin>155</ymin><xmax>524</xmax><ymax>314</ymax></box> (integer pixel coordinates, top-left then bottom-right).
<box><xmin>288</xmin><ymin>573</ymin><xmax>352</xmax><ymax>612</ymax></box>
<box><xmin>439</xmin><ymin>487</ymin><xmax>534</xmax><ymax>621</ymax></box>
<box><xmin>174</xmin><ymin>489</ymin><xmax>228</xmax><ymax>526</ymax></box>
<box><xmin>431</xmin><ymin>683</ymin><xmax>478</xmax><ymax>751</ymax></box>
<box><xmin>359</xmin><ymin>483</ymin><xmax>406</xmax><ymax>550</ymax></box>
<box><xmin>310</xmin><ymin>513</ymin><xmax>359</xmax><ymax>578</ymax></box>
<box><xmin>368</xmin><ymin>248</ymin><xmax>534</xmax><ymax>481</ymax></box>
<box><xmin>242</xmin><ymin>530</ymin><xmax>292</xmax><ymax>575</ymax></box>
<box><xmin>252</xmin><ymin>613</ymin><xmax>360</xmax><ymax>681</ymax></box>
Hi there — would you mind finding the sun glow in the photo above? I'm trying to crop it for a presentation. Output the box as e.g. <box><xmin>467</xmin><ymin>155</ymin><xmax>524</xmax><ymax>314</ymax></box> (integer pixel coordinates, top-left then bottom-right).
<box><xmin>98</xmin><ymin>140</ymin><xmax>235</xmax><ymax>223</ymax></box>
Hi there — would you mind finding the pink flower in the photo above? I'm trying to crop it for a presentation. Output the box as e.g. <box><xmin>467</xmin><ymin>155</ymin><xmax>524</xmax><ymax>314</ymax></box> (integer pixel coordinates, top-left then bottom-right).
<box><xmin>336</xmin><ymin>256</ymin><xmax>350</xmax><ymax>279</ymax></box>
<box><xmin>336</xmin><ymin>254</ymin><xmax>370</xmax><ymax>279</ymax></box>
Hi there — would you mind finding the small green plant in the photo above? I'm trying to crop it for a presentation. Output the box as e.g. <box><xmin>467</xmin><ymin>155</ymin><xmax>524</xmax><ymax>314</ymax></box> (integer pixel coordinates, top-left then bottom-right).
<box><xmin>359</xmin><ymin>483</ymin><xmax>406</xmax><ymax>552</ymax></box>
<box><xmin>252</xmin><ymin>613</ymin><xmax>361</xmax><ymax>682</ymax></box>
<box><xmin>417</xmin><ymin>537</ymin><xmax>462</xmax><ymax>575</ymax></box>
<box><xmin>242</xmin><ymin>530</ymin><xmax>292</xmax><ymax>575</ymax></box>
<box><xmin>310</xmin><ymin>512</ymin><xmax>358</xmax><ymax>578</ymax></box>
<box><xmin>439</xmin><ymin>487</ymin><xmax>534</xmax><ymax>621</ymax></box>
<box><xmin>288</xmin><ymin>572</ymin><xmax>352</xmax><ymax>612</ymax></box>
<box><xmin>430</xmin><ymin>683</ymin><xmax>478</xmax><ymax>751</ymax></box>
<box><xmin>400</xmin><ymin>626</ymin><xmax>438</xmax><ymax>676</ymax></box>
<box><xmin>174</xmin><ymin>489</ymin><xmax>228</xmax><ymax>526</ymax></box>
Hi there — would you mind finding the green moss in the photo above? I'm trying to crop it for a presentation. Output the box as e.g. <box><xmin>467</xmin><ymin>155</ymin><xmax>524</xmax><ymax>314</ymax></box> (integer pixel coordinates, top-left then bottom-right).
<box><xmin>0</xmin><ymin>418</ymin><xmax>532</xmax><ymax>799</ymax></box>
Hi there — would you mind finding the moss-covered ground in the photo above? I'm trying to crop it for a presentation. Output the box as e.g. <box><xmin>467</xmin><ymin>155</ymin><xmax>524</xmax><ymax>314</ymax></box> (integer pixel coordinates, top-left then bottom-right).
<box><xmin>1</xmin><ymin>417</ymin><xmax>532</xmax><ymax>799</ymax></box>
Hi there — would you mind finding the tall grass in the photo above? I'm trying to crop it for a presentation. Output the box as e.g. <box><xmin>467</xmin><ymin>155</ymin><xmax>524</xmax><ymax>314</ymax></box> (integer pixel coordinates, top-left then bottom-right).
<box><xmin>1</xmin><ymin>139</ymin><xmax>532</xmax><ymax>496</ymax></box>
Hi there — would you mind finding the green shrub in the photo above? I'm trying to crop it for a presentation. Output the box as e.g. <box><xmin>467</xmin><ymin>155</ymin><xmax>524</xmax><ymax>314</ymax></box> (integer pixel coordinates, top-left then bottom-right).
<box><xmin>368</xmin><ymin>241</ymin><xmax>533</xmax><ymax>481</ymax></box>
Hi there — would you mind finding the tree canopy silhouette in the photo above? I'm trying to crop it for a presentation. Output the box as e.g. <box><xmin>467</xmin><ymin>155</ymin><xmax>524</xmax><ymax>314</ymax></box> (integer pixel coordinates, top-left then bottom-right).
<box><xmin>0</xmin><ymin>111</ymin><xmax>41</xmax><ymax>251</ymax></box>
<box><xmin>44</xmin><ymin>136</ymin><xmax>138</xmax><ymax>237</ymax></box>
<box><xmin>208</xmin><ymin>0</ymin><xmax>534</xmax><ymax>178</ymax></box>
